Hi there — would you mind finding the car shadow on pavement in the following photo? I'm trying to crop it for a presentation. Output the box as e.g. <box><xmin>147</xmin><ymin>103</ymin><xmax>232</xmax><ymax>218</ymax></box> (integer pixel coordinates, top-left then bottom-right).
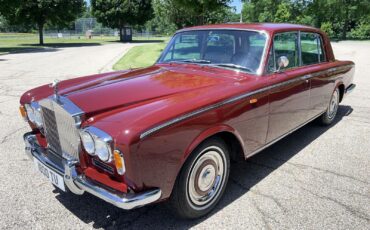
<box><xmin>0</xmin><ymin>47</ymin><xmax>60</xmax><ymax>54</ymax></box>
<box><xmin>108</xmin><ymin>39</ymin><xmax>166</xmax><ymax>44</ymax></box>
<box><xmin>54</xmin><ymin>105</ymin><xmax>353</xmax><ymax>229</ymax></box>
<box><xmin>29</xmin><ymin>43</ymin><xmax>103</xmax><ymax>48</ymax></box>
<box><xmin>0</xmin><ymin>43</ymin><xmax>102</xmax><ymax>55</ymax></box>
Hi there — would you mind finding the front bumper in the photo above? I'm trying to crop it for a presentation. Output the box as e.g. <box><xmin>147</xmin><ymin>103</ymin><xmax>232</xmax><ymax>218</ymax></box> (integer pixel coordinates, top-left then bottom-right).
<box><xmin>345</xmin><ymin>83</ymin><xmax>356</xmax><ymax>95</ymax></box>
<box><xmin>24</xmin><ymin>132</ymin><xmax>161</xmax><ymax>210</ymax></box>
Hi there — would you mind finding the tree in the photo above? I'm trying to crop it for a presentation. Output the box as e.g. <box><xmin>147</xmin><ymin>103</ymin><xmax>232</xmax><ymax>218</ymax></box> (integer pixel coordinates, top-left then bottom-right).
<box><xmin>147</xmin><ymin>0</ymin><xmax>186</xmax><ymax>34</ymax></box>
<box><xmin>174</xmin><ymin>0</ymin><xmax>231</xmax><ymax>25</ymax></box>
<box><xmin>274</xmin><ymin>2</ymin><xmax>291</xmax><ymax>22</ymax></box>
<box><xmin>241</xmin><ymin>0</ymin><xmax>370</xmax><ymax>39</ymax></box>
<box><xmin>147</xmin><ymin>0</ymin><xmax>235</xmax><ymax>34</ymax></box>
<box><xmin>0</xmin><ymin>0</ymin><xmax>84</xmax><ymax>45</ymax></box>
<box><xmin>242</xmin><ymin>0</ymin><xmax>282</xmax><ymax>22</ymax></box>
<box><xmin>91</xmin><ymin>0</ymin><xmax>153</xmax><ymax>42</ymax></box>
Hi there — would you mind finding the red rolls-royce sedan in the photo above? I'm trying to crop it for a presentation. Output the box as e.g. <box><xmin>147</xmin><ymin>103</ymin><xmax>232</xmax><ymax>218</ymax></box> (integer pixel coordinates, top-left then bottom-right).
<box><xmin>20</xmin><ymin>23</ymin><xmax>355</xmax><ymax>219</ymax></box>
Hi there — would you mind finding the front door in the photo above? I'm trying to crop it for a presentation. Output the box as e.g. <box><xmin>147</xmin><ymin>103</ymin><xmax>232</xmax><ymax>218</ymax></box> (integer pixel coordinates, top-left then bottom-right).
<box><xmin>266</xmin><ymin>32</ymin><xmax>311</xmax><ymax>142</ymax></box>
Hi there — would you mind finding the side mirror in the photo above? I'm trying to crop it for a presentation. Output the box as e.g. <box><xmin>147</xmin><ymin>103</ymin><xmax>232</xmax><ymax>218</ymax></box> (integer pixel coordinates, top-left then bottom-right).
<box><xmin>276</xmin><ymin>56</ymin><xmax>289</xmax><ymax>72</ymax></box>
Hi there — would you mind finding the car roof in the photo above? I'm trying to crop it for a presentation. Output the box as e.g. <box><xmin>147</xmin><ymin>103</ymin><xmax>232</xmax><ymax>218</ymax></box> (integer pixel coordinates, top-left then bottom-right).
<box><xmin>177</xmin><ymin>23</ymin><xmax>321</xmax><ymax>34</ymax></box>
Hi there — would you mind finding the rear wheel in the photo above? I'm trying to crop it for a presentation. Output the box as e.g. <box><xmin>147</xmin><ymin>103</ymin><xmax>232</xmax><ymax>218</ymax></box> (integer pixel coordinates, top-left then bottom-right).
<box><xmin>320</xmin><ymin>88</ymin><xmax>340</xmax><ymax>125</ymax></box>
<box><xmin>170</xmin><ymin>137</ymin><xmax>230</xmax><ymax>219</ymax></box>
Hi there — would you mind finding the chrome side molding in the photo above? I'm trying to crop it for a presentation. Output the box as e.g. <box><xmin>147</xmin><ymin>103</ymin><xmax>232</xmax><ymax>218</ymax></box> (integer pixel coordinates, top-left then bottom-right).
<box><xmin>140</xmin><ymin>64</ymin><xmax>354</xmax><ymax>139</ymax></box>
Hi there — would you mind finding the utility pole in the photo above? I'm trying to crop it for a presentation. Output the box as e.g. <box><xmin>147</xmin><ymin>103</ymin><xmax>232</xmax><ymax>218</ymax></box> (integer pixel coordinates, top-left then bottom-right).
<box><xmin>240</xmin><ymin>0</ymin><xmax>243</xmax><ymax>22</ymax></box>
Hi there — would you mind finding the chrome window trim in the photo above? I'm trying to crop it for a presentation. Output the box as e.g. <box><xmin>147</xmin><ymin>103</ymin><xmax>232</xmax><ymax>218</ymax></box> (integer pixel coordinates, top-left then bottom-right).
<box><xmin>157</xmin><ymin>28</ymin><xmax>270</xmax><ymax>76</ymax></box>
<box><xmin>140</xmin><ymin>64</ymin><xmax>354</xmax><ymax>139</ymax></box>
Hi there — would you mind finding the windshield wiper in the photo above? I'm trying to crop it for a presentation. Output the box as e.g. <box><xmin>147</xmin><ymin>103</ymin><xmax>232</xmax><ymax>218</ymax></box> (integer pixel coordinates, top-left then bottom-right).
<box><xmin>168</xmin><ymin>59</ymin><xmax>211</xmax><ymax>64</ymax></box>
<box><xmin>210</xmin><ymin>63</ymin><xmax>254</xmax><ymax>73</ymax></box>
<box><xmin>182</xmin><ymin>59</ymin><xmax>211</xmax><ymax>64</ymax></box>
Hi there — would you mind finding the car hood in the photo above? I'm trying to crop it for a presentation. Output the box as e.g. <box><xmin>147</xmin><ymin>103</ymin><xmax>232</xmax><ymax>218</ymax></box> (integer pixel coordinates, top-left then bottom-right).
<box><xmin>63</xmin><ymin>65</ymin><xmax>233</xmax><ymax>115</ymax></box>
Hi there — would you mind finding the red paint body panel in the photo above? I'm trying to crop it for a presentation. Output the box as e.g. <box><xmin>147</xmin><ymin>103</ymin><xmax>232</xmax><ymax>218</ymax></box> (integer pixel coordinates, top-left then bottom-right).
<box><xmin>20</xmin><ymin>24</ymin><xmax>355</xmax><ymax>201</ymax></box>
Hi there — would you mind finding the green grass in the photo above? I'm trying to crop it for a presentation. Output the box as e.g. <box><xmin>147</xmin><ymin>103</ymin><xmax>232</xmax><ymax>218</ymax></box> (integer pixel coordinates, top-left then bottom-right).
<box><xmin>113</xmin><ymin>42</ymin><xmax>168</xmax><ymax>70</ymax></box>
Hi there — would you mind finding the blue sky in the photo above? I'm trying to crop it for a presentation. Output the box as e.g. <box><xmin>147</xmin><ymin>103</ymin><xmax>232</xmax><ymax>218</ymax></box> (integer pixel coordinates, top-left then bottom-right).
<box><xmin>230</xmin><ymin>0</ymin><xmax>242</xmax><ymax>13</ymax></box>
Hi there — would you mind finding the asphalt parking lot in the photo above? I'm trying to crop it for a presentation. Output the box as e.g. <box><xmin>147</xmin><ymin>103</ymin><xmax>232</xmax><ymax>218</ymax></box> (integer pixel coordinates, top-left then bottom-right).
<box><xmin>0</xmin><ymin>41</ymin><xmax>369</xmax><ymax>229</ymax></box>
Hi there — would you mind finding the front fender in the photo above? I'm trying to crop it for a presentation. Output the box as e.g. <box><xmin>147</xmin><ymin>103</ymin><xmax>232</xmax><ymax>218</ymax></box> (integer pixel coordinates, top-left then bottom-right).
<box><xmin>183</xmin><ymin>124</ymin><xmax>246</xmax><ymax>162</ymax></box>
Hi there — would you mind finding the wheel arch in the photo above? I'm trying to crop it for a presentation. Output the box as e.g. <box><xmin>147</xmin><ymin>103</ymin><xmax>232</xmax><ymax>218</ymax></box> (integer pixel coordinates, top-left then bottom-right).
<box><xmin>183</xmin><ymin>125</ymin><xmax>246</xmax><ymax>163</ymax></box>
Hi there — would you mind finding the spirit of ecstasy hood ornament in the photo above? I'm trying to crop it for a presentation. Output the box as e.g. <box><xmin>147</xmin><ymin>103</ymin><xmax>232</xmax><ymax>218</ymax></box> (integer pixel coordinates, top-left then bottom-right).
<box><xmin>50</xmin><ymin>79</ymin><xmax>60</xmax><ymax>101</ymax></box>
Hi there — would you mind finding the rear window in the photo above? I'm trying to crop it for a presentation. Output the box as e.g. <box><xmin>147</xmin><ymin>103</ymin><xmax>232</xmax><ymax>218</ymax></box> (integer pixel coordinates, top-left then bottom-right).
<box><xmin>300</xmin><ymin>32</ymin><xmax>326</xmax><ymax>65</ymax></box>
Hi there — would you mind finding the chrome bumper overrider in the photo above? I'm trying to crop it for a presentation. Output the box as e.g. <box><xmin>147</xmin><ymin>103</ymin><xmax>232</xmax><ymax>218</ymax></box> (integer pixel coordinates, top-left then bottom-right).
<box><xmin>24</xmin><ymin>132</ymin><xmax>161</xmax><ymax>210</ymax></box>
<box><xmin>345</xmin><ymin>84</ymin><xmax>356</xmax><ymax>95</ymax></box>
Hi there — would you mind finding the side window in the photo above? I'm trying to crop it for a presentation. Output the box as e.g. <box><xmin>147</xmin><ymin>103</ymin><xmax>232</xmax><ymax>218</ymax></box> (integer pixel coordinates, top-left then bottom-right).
<box><xmin>268</xmin><ymin>32</ymin><xmax>299</xmax><ymax>72</ymax></box>
<box><xmin>300</xmin><ymin>32</ymin><xmax>326</xmax><ymax>65</ymax></box>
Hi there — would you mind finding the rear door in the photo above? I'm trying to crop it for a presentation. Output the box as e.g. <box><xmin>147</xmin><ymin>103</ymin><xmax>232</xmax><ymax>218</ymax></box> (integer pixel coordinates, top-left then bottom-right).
<box><xmin>266</xmin><ymin>32</ymin><xmax>311</xmax><ymax>142</ymax></box>
<box><xmin>300</xmin><ymin>32</ymin><xmax>332</xmax><ymax>117</ymax></box>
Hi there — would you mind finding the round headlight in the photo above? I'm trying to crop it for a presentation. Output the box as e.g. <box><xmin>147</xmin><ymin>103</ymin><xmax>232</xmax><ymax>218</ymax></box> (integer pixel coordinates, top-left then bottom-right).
<box><xmin>80</xmin><ymin>131</ymin><xmax>95</xmax><ymax>155</ymax></box>
<box><xmin>25</xmin><ymin>104</ymin><xmax>35</xmax><ymax>123</ymax></box>
<box><xmin>34</xmin><ymin>109</ymin><xmax>43</xmax><ymax>128</ymax></box>
<box><xmin>95</xmin><ymin>138</ymin><xmax>111</xmax><ymax>162</ymax></box>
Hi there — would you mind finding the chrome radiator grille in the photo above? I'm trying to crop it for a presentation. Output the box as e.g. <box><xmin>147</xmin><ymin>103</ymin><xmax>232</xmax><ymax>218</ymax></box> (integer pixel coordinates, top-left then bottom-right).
<box><xmin>39</xmin><ymin>98</ymin><xmax>82</xmax><ymax>161</ymax></box>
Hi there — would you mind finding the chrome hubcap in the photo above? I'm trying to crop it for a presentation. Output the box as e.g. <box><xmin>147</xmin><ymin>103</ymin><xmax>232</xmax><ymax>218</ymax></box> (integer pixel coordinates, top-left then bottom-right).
<box><xmin>198</xmin><ymin>165</ymin><xmax>216</xmax><ymax>192</ymax></box>
<box><xmin>328</xmin><ymin>90</ymin><xmax>339</xmax><ymax>119</ymax></box>
<box><xmin>187</xmin><ymin>146</ymin><xmax>226</xmax><ymax>209</ymax></box>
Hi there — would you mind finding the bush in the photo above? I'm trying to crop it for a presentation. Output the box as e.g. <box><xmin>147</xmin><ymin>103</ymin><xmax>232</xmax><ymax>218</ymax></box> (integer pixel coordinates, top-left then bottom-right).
<box><xmin>349</xmin><ymin>21</ymin><xmax>370</xmax><ymax>39</ymax></box>
<box><xmin>320</xmin><ymin>22</ymin><xmax>334</xmax><ymax>38</ymax></box>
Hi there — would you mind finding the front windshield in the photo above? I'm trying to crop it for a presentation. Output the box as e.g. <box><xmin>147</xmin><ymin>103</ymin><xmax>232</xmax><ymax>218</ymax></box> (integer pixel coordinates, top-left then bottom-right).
<box><xmin>158</xmin><ymin>29</ymin><xmax>267</xmax><ymax>74</ymax></box>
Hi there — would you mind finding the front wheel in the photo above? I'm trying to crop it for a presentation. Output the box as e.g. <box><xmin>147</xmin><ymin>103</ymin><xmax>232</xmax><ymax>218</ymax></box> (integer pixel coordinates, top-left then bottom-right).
<box><xmin>320</xmin><ymin>88</ymin><xmax>340</xmax><ymax>125</ymax></box>
<box><xmin>169</xmin><ymin>137</ymin><xmax>230</xmax><ymax>219</ymax></box>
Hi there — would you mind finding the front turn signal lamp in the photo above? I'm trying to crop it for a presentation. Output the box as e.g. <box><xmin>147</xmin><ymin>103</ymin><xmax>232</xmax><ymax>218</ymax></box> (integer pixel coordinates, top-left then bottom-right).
<box><xmin>19</xmin><ymin>105</ymin><xmax>27</xmax><ymax>121</ymax></box>
<box><xmin>113</xmin><ymin>150</ymin><xmax>126</xmax><ymax>175</ymax></box>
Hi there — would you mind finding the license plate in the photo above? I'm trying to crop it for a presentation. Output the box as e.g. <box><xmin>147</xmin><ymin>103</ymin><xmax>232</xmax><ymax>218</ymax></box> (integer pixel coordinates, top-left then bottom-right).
<box><xmin>33</xmin><ymin>157</ymin><xmax>66</xmax><ymax>192</ymax></box>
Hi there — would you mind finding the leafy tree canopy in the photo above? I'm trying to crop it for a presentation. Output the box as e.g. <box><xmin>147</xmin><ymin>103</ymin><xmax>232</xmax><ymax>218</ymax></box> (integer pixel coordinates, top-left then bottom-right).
<box><xmin>242</xmin><ymin>0</ymin><xmax>370</xmax><ymax>39</ymax></box>
<box><xmin>91</xmin><ymin>0</ymin><xmax>153</xmax><ymax>41</ymax></box>
<box><xmin>147</xmin><ymin>0</ymin><xmax>235</xmax><ymax>34</ymax></box>
<box><xmin>174</xmin><ymin>0</ymin><xmax>231</xmax><ymax>25</ymax></box>
<box><xmin>0</xmin><ymin>0</ymin><xmax>84</xmax><ymax>44</ymax></box>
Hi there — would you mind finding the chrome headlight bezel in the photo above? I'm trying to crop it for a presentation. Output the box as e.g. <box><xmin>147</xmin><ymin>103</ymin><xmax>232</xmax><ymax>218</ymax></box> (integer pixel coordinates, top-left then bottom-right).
<box><xmin>25</xmin><ymin>102</ymin><xmax>44</xmax><ymax>129</ymax></box>
<box><xmin>24</xmin><ymin>104</ymin><xmax>36</xmax><ymax>123</ymax></box>
<box><xmin>34</xmin><ymin>107</ymin><xmax>43</xmax><ymax>128</ymax></box>
<box><xmin>80</xmin><ymin>126</ymin><xmax>113</xmax><ymax>163</ymax></box>
<box><xmin>95</xmin><ymin>138</ymin><xmax>112</xmax><ymax>162</ymax></box>
<box><xmin>80</xmin><ymin>130</ymin><xmax>95</xmax><ymax>155</ymax></box>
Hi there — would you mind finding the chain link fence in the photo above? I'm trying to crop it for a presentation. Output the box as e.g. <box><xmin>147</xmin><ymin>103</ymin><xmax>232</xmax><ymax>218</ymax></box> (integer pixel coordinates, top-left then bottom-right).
<box><xmin>0</xmin><ymin>17</ymin><xmax>165</xmax><ymax>40</ymax></box>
